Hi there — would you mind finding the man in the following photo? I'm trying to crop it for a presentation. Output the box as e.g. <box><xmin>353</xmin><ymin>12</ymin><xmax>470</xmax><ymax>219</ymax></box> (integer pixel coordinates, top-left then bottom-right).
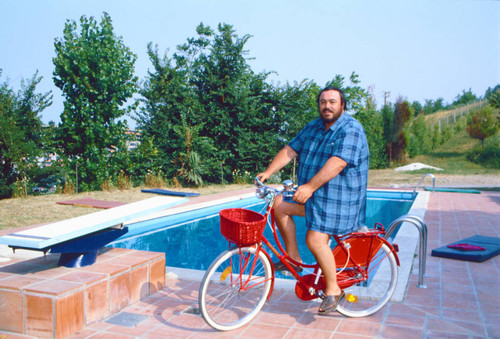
<box><xmin>257</xmin><ymin>86</ymin><xmax>369</xmax><ymax>315</ymax></box>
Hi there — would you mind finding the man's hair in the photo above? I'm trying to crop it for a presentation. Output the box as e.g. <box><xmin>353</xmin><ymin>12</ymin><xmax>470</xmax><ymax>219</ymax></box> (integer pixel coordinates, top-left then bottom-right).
<box><xmin>317</xmin><ymin>87</ymin><xmax>347</xmax><ymax>111</ymax></box>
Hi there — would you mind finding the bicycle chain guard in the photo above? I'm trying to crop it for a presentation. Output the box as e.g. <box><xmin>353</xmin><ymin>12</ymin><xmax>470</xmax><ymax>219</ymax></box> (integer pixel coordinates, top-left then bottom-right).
<box><xmin>295</xmin><ymin>274</ymin><xmax>325</xmax><ymax>301</ymax></box>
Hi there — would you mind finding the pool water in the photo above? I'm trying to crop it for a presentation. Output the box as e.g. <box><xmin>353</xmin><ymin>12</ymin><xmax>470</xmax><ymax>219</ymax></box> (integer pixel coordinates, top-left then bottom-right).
<box><xmin>110</xmin><ymin>191</ymin><xmax>414</xmax><ymax>272</ymax></box>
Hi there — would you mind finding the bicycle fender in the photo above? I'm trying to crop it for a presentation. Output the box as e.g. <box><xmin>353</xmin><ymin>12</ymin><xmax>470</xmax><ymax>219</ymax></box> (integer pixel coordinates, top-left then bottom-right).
<box><xmin>379</xmin><ymin>237</ymin><xmax>400</xmax><ymax>266</ymax></box>
<box><xmin>335</xmin><ymin>235</ymin><xmax>401</xmax><ymax>267</ymax></box>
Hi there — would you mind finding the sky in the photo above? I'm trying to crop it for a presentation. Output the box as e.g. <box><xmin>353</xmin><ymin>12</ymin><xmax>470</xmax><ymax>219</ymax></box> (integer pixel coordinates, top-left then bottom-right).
<box><xmin>1</xmin><ymin>0</ymin><xmax>499</xmax><ymax>126</ymax></box>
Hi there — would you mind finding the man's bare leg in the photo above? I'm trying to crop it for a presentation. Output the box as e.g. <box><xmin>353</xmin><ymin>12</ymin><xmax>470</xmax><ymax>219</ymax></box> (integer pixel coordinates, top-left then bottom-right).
<box><xmin>272</xmin><ymin>195</ymin><xmax>305</xmax><ymax>262</ymax></box>
<box><xmin>306</xmin><ymin>230</ymin><xmax>342</xmax><ymax>296</ymax></box>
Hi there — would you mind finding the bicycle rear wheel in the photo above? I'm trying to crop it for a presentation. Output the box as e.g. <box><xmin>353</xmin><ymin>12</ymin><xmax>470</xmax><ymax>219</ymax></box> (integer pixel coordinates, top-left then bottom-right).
<box><xmin>337</xmin><ymin>243</ymin><xmax>398</xmax><ymax>317</ymax></box>
<box><xmin>199</xmin><ymin>246</ymin><xmax>273</xmax><ymax>331</ymax></box>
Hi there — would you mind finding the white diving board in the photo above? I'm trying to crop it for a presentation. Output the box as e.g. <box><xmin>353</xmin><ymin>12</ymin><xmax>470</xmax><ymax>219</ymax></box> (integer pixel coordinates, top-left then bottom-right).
<box><xmin>0</xmin><ymin>196</ymin><xmax>188</xmax><ymax>251</ymax></box>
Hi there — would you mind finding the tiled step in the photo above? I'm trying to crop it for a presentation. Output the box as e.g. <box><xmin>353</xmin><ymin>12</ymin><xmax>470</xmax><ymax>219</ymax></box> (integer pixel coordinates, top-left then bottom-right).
<box><xmin>0</xmin><ymin>247</ymin><xmax>165</xmax><ymax>338</ymax></box>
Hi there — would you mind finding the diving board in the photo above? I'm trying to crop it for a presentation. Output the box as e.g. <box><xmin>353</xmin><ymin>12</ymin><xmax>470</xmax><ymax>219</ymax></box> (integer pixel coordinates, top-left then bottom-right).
<box><xmin>0</xmin><ymin>196</ymin><xmax>187</xmax><ymax>267</ymax></box>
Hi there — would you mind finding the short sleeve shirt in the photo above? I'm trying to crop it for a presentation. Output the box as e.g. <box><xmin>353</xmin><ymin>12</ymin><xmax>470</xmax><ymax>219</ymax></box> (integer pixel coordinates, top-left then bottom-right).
<box><xmin>288</xmin><ymin>113</ymin><xmax>369</xmax><ymax>235</ymax></box>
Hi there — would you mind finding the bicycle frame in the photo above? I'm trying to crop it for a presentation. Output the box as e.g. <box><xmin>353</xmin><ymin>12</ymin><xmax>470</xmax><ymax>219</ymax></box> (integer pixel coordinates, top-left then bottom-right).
<box><xmin>199</xmin><ymin>180</ymin><xmax>402</xmax><ymax>331</ymax></box>
<box><xmin>232</xmin><ymin>180</ymin><xmax>400</xmax><ymax>302</ymax></box>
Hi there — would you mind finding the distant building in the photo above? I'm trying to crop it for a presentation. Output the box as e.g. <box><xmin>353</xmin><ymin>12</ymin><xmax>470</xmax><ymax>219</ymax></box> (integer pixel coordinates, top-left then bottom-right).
<box><xmin>125</xmin><ymin>130</ymin><xmax>141</xmax><ymax>151</ymax></box>
<box><xmin>36</xmin><ymin>153</ymin><xmax>60</xmax><ymax>167</ymax></box>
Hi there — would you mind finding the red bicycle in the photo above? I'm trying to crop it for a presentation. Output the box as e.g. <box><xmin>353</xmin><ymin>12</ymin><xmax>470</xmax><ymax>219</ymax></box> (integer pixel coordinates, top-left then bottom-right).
<box><xmin>198</xmin><ymin>179</ymin><xmax>400</xmax><ymax>331</ymax></box>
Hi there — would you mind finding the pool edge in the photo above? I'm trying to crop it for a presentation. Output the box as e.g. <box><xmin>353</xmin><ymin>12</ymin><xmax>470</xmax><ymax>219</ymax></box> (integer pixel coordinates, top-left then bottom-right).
<box><xmin>390</xmin><ymin>190</ymin><xmax>429</xmax><ymax>302</ymax></box>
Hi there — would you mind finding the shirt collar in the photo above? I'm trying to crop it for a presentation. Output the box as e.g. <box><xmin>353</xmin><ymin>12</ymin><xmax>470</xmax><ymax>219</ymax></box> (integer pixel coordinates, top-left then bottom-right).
<box><xmin>314</xmin><ymin>112</ymin><xmax>349</xmax><ymax>133</ymax></box>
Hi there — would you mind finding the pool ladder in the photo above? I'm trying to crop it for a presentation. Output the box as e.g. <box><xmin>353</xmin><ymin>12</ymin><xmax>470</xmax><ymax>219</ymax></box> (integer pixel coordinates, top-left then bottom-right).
<box><xmin>383</xmin><ymin>215</ymin><xmax>428</xmax><ymax>289</ymax></box>
<box><xmin>413</xmin><ymin>173</ymin><xmax>435</xmax><ymax>197</ymax></box>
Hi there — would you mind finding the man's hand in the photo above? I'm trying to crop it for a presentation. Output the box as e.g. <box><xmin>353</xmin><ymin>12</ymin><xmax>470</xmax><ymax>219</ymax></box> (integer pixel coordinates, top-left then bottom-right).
<box><xmin>293</xmin><ymin>184</ymin><xmax>314</xmax><ymax>204</ymax></box>
<box><xmin>255</xmin><ymin>172</ymin><xmax>271</xmax><ymax>186</ymax></box>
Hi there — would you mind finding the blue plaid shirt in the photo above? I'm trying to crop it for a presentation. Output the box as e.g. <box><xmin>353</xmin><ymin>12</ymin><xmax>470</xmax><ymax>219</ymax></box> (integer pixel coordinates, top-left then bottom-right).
<box><xmin>288</xmin><ymin>113</ymin><xmax>369</xmax><ymax>235</ymax></box>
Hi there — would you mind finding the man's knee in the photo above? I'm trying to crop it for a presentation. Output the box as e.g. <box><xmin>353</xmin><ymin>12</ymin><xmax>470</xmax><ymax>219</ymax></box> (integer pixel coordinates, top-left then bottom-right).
<box><xmin>306</xmin><ymin>230</ymin><xmax>330</xmax><ymax>253</ymax></box>
<box><xmin>274</xmin><ymin>197</ymin><xmax>305</xmax><ymax>219</ymax></box>
<box><xmin>273</xmin><ymin>195</ymin><xmax>285</xmax><ymax>216</ymax></box>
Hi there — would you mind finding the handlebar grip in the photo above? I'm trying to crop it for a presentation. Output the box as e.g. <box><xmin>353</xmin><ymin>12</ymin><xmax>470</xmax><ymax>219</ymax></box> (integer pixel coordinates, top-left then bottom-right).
<box><xmin>254</xmin><ymin>176</ymin><xmax>265</xmax><ymax>187</ymax></box>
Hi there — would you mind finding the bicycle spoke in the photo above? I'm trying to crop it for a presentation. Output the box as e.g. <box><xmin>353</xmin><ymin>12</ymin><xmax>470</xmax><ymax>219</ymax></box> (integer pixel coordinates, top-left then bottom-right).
<box><xmin>337</xmin><ymin>243</ymin><xmax>398</xmax><ymax>317</ymax></box>
<box><xmin>199</xmin><ymin>246</ymin><xmax>273</xmax><ymax>331</ymax></box>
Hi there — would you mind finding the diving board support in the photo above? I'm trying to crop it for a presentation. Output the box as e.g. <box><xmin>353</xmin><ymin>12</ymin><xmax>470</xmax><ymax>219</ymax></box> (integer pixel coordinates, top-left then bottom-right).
<box><xmin>384</xmin><ymin>214</ymin><xmax>428</xmax><ymax>288</ymax></box>
<box><xmin>0</xmin><ymin>196</ymin><xmax>188</xmax><ymax>267</ymax></box>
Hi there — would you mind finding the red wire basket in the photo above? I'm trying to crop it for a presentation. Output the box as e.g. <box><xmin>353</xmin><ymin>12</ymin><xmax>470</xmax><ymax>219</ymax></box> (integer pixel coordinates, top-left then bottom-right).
<box><xmin>219</xmin><ymin>208</ymin><xmax>267</xmax><ymax>245</ymax></box>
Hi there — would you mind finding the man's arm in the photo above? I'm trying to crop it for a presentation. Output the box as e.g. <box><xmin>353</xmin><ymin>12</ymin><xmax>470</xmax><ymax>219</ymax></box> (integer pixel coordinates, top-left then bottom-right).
<box><xmin>292</xmin><ymin>156</ymin><xmax>347</xmax><ymax>204</ymax></box>
<box><xmin>257</xmin><ymin>145</ymin><xmax>298</xmax><ymax>182</ymax></box>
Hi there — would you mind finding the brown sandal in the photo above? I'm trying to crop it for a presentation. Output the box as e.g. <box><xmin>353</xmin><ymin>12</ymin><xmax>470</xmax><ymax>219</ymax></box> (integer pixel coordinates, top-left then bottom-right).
<box><xmin>318</xmin><ymin>291</ymin><xmax>345</xmax><ymax>315</ymax></box>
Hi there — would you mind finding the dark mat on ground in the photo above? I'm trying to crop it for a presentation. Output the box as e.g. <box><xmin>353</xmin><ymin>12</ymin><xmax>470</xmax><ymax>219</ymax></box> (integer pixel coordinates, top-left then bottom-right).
<box><xmin>141</xmin><ymin>188</ymin><xmax>200</xmax><ymax>197</ymax></box>
<box><xmin>431</xmin><ymin>235</ymin><xmax>500</xmax><ymax>262</ymax></box>
<box><xmin>56</xmin><ymin>197</ymin><xmax>126</xmax><ymax>209</ymax></box>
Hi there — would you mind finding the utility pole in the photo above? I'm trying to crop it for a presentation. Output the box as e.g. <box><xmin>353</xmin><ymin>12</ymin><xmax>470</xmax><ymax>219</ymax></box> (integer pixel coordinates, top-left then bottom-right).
<box><xmin>384</xmin><ymin>91</ymin><xmax>391</xmax><ymax>106</ymax></box>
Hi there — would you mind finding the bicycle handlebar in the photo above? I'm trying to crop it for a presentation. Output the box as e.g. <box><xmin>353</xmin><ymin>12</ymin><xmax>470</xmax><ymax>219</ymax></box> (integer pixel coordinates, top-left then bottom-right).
<box><xmin>254</xmin><ymin>177</ymin><xmax>296</xmax><ymax>201</ymax></box>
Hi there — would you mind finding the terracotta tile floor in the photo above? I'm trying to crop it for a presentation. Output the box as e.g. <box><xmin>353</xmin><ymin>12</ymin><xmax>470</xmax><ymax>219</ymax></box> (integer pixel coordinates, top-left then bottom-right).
<box><xmin>2</xmin><ymin>190</ymin><xmax>500</xmax><ymax>338</ymax></box>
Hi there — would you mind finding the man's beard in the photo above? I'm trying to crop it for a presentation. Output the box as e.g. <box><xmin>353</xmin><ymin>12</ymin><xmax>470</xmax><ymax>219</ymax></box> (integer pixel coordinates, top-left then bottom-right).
<box><xmin>320</xmin><ymin>108</ymin><xmax>341</xmax><ymax>124</ymax></box>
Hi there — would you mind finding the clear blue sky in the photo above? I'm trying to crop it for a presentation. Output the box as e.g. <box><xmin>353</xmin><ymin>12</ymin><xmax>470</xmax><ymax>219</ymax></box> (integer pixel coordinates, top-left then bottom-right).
<box><xmin>1</xmin><ymin>0</ymin><xmax>498</xmax><ymax>125</ymax></box>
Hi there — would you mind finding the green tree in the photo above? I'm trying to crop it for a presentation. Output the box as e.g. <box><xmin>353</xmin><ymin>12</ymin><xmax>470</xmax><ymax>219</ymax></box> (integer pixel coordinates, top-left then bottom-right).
<box><xmin>136</xmin><ymin>42</ymin><xmax>199</xmax><ymax>180</ymax></box>
<box><xmin>422</xmin><ymin>99</ymin><xmax>434</xmax><ymax>115</ymax></box>
<box><xmin>433</xmin><ymin>97</ymin><xmax>446</xmax><ymax>112</ymax></box>
<box><xmin>53</xmin><ymin>13</ymin><xmax>137</xmax><ymax>190</ymax></box>
<box><xmin>0</xmin><ymin>70</ymin><xmax>52</xmax><ymax>198</ymax></box>
<box><xmin>452</xmin><ymin>88</ymin><xmax>477</xmax><ymax>107</ymax></box>
<box><xmin>137</xmin><ymin>23</ymin><xmax>383</xmax><ymax>184</ymax></box>
<box><xmin>406</xmin><ymin>113</ymin><xmax>432</xmax><ymax>157</ymax></box>
<box><xmin>354</xmin><ymin>108</ymin><xmax>386</xmax><ymax>168</ymax></box>
<box><xmin>325</xmin><ymin>72</ymin><xmax>369</xmax><ymax>113</ymax></box>
<box><xmin>485</xmin><ymin>85</ymin><xmax>500</xmax><ymax>109</ymax></box>
<box><xmin>466</xmin><ymin>105</ymin><xmax>499</xmax><ymax>147</ymax></box>
<box><xmin>189</xmin><ymin>23</ymin><xmax>282</xmax><ymax>182</ymax></box>
<box><xmin>273</xmin><ymin>80</ymin><xmax>318</xmax><ymax>145</ymax></box>
<box><xmin>411</xmin><ymin>101</ymin><xmax>423</xmax><ymax>117</ymax></box>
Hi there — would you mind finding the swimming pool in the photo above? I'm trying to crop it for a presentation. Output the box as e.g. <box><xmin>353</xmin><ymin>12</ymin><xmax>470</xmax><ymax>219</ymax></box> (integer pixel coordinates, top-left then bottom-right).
<box><xmin>110</xmin><ymin>190</ymin><xmax>415</xmax><ymax>272</ymax></box>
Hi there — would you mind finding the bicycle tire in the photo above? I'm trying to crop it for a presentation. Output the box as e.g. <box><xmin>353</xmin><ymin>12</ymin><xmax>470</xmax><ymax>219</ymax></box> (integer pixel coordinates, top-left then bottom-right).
<box><xmin>199</xmin><ymin>246</ymin><xmax>273</xmax><ymax>331</ymax></box>
<box><xmin>336</xmin><ymin>243</ymin><xmax>398</xmax><ymax>317</ymax></box>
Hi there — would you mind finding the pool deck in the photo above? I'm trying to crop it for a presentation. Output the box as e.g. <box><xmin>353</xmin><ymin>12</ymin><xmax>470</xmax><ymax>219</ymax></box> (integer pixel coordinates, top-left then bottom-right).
<box><xmin>2</xmin><ymin>188</ymin><xmax>500</xmax><ymax>338</ymax></box>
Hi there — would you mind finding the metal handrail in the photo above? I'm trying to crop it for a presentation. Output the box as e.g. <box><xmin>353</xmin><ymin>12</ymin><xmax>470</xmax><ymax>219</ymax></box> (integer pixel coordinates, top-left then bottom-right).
<box><xmin>413</xmin><ymin>173</ymin><xmax>435</xmax><ymax>197</ymax></box>
<box><xmin>383</xmin><ymin>214</ymin><xmax>428</xmax><ymax>288</ymax></box>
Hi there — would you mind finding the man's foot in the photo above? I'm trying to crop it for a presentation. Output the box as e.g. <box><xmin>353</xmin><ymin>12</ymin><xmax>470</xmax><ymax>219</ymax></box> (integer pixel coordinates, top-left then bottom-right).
<box><xmin>318</xmin><ymin>291</ymin><xmax>345</xmax><ymax>315</ymax></box>
<box><xmin>273</xmin><ymin>260</ymin><xmax>303</xmax><ymax>273</ymax></box>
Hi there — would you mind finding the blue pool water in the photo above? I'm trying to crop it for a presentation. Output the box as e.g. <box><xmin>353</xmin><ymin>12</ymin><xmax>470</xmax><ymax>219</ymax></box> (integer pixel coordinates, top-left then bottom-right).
<box><xmin>110</xmin><ymin>191</ymin><xmax>414</xmax><ymax>271</ymax></box>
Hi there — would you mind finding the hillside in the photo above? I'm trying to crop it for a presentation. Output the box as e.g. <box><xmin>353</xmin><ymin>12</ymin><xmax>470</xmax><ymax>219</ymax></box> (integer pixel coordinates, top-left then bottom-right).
<box><xmin>424</xmin><ymin>100</ymin><xmax>486</xmax><ymax>125</ymax></box>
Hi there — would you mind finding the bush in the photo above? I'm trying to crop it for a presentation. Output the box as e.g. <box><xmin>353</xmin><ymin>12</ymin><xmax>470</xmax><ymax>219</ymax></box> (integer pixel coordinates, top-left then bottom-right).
<box><xmin>145</xmin><ymin>170</ymin><xmax>167</xmax><ymax>188</ymax></box>
<box><xmin>63</xmin><ymin>176</ymin><xmax>75</xmax><ymax>194</ymax></box>
<box><xmin>232</xmin><ymin>169</ymin><xmax>253</xmax><ymax>184</ymax></box>
<box><xmin>466</xmin><ymin>105</ymin><xmax>499</xmax><ymax>146</ymax></box>
<box><xmin>116</xmin><ymin>170</ymin><xmax>132</xmax><ymax>190</ymax></box>
<box><xmin>466</xmin><ymin>135</ymin><xmax>500</xmax><ymax>169</ymax></box>
<box><xmin>12</xmin><ymin>178</ymin><xmax>28</xmax><ymax>198</ymax></box>
<box><xmin>100</xmin><ymin>177</ymin><xmax>115</xmax><ymax>191</ymax></box>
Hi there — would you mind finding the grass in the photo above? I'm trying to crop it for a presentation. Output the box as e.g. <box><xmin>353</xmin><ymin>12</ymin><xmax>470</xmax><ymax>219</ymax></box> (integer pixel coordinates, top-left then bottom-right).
<box><xmin>412</xmin><ymin>128</ymin><xmax>498</xmax><ymax>175</ymax></box>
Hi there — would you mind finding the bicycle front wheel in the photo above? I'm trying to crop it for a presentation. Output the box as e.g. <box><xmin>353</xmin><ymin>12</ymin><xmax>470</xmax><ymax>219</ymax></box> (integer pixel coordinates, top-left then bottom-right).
<box><xmin>199</xmin><ymin>246</ymin><xmax>273</xmax><ymax>331</ymax></box>
<box><xmin>337</xmin><ymin>243</ymin><xmax>398</xmax><ymax>317</ymax></box>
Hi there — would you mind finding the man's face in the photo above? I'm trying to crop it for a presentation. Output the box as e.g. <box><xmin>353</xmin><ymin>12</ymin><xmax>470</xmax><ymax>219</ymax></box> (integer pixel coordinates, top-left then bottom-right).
<box><xmin>318</xmin><ymin>90</ymin><xmax>344</xmax><ymax>127</ymax></box>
